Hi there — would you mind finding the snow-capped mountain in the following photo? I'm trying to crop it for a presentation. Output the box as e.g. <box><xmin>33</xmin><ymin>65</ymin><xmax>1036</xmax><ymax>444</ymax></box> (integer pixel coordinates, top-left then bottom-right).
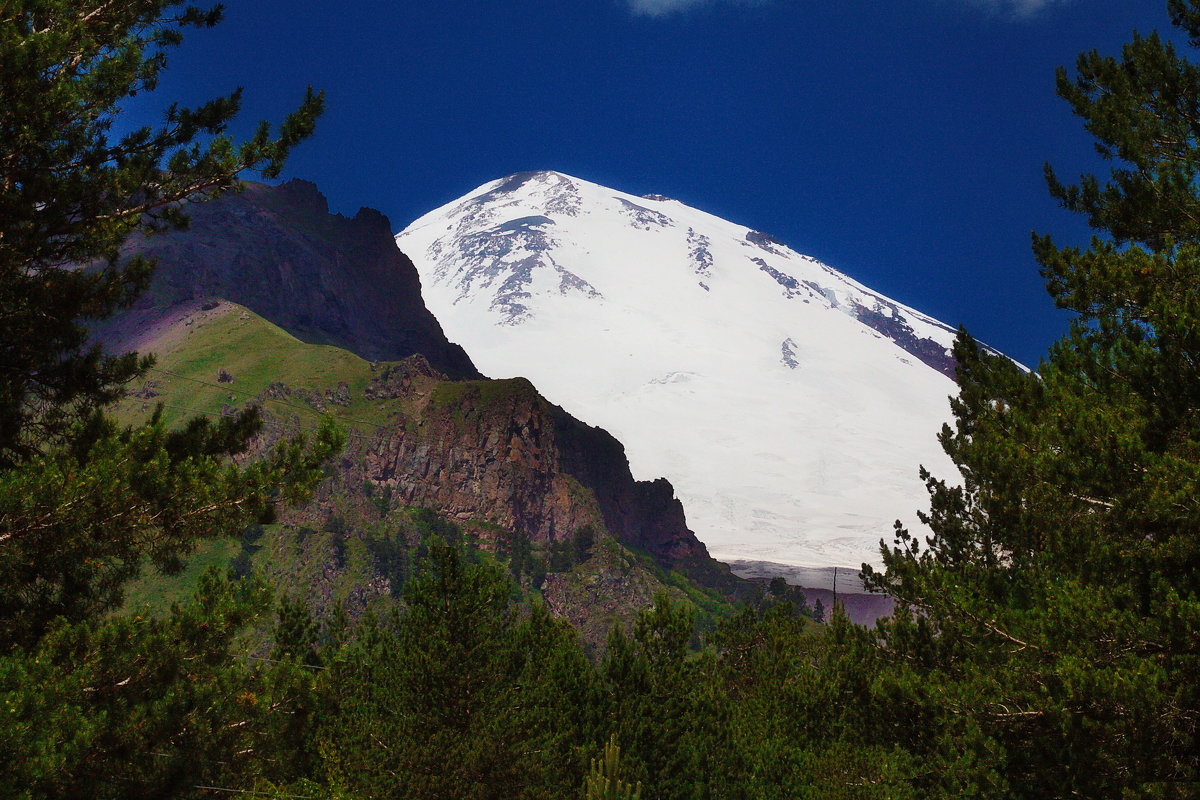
<box><xmin>396</xmin><ymin>170</ymin><xmax>962</xmax><ymax>571</ymax></box>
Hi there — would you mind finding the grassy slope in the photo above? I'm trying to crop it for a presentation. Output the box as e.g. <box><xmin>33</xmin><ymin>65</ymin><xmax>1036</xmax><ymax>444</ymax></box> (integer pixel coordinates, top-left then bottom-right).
<box><xmin>115</xmin><ymin>300</ymin><xmax>391</xmax><ymax>430</ymax></box>
<box><xmin>116</xmin><ymin>302</ymin><xmax>385</xmax><ymax>612</ymax></box>
<box><xmin>121</xmin><ymin>538</ymin><xmax>243</xmax><ymax>612</ymax></box>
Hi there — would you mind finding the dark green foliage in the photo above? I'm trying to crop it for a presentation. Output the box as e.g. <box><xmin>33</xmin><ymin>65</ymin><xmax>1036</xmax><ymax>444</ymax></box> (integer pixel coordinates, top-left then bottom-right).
<box><xmin>241</xmin><ymin>539</ymin><xmax>931</xmax><ymax>800</ymax></box>
<box><xmin>323</xmin><ymin>512</ymin><xmax>349</xmax><ymax>568</ymax></box>
<box><xmin>230</xmin><ymin>523</ymin><xmax>266</xmax><ymax>579</ymax></box>
<box><xmin>528</xmin><ymin>549</ymin><xmax>549</xmax><ymax>587</ymax></box>
<box><xmin>584</xmin><ymin>735</ymin><xmax>642</xmax><ymax>800</ymax></box>
<box><xmin>694</xmin><ymin>604</ymin><xmax>922</xmax><ymax>800</ymax></box>
<box><xmin>272</xmin><ymin>596</ymin><xmax>320</xmax><ymax>665</ymax></box>
<box><xmin>549</xmin><ymin>538</ymin><xmax>572</xmax><ymax>572</ymax></box>
<box><xmin>363</xmin><ymin>524</ymin><xmax>410</xmax><ymax>598</ymax></box>
<box><xmin>601</xmin><ymin>592</ymin><xmax>714</xmax><ymax>800</ymax></box>
<box><xmin>0</xmin><ymin>3</ymin><xmax>334</xmax><ymax>797</ymax></box>
<box><xmin>0</xmin><ymin>1</ymin><xmax>323</xmax><ymax>465</ymax></box>
<box><xmin>574</xmin><ymin>523</ymin><xmax>596</xmax><ymax>562</ymax></box>
<box><xmin>765</xmin><ymin>575</ymin><xmax>811</xmax><ymax>615</ymax></box>
<box><xmin>1045</xmin><ymin>0</ymin><xmax>1200</xmax><ymax>249</ymax></box>
<box><xmin>812</xmin><ymin>597</ymin><xmax>826</xmax><ymax>623</ymax></box>
<box><xmin>0</xmin><ymin>571</ymin><xmax>320</xmax><ymax>800</ymax></box>
<box><xmin>411</xmin><ymin>505</ymin><xmax>462</xmax><ymax>544</ymax></box>
<box><xmin>0</xmin><ymin>0</ymin><xmax>338</xmax><ymax>651</ymax></box>
<box><xmin>859</xmin><ymin>2</ymin><xmax>1200</xmax><ymax>796</ymax></box>
<box><xmin>363</xmin><ymin>479</ymin><xmax>393</xmax><ymax>518</ymax></box>
<box><xmin>544</xmin><ymin>526</ymin><xmax>597</xmax><ymax>575</ymax></box>
<box><xmin>314</xmin><ymin>535</ymin><xmax>599</xmax><ymax>800</ymax></box>
<box><xmin>507</xmin><ymin>525</ymin><xmax>534</xmax><ymax>580</ymax></box>
<box><xmin>0</xmin><ymin>405</ymin><xmax>341</xmax><ymax>651</ymax></box>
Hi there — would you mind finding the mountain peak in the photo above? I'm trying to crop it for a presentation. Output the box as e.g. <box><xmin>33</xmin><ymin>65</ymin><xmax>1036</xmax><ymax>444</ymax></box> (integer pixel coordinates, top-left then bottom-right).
<box><xmin>396</xmin><ymin>173</ymin><xmax>965</xmax><ymax>570</ymax></box>
<box><xmin>480</xmin><ymin>169</ymin><xmax>578</xmax><ymax>199</ymax></box>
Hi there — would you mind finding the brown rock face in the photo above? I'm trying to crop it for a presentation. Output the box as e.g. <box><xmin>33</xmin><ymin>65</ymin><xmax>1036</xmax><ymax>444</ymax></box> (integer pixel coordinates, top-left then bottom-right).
<box><xmin>363</xmin><ymin>375</ymin><xmax>603</xmax><ymax>545</ymax></box>
<box><xmin>551</xmin><ymin>408</ymin><xmax>715</xmax><ymax>573</ymax></box>
<box><xmin>242</xmin><ymin>356</ymin><xmax>743</xmax><ymax>642</ymax></box>
<box><xmin>285</xmin><ymin>356</ymin><xmax>732</xmax><ymax>591</ymax></box>
<box><xmin>346</xmin><ymin>363</ymin><xmax>716</xmax><ymax>573</ymax></box>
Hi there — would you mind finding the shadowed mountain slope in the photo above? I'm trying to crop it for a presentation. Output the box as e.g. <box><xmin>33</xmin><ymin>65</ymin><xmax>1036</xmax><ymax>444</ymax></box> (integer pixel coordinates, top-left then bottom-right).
<box><xmin>98</xmin><ymin>179</ymin><xmax>478</xmax><ymax>379</ymax></box>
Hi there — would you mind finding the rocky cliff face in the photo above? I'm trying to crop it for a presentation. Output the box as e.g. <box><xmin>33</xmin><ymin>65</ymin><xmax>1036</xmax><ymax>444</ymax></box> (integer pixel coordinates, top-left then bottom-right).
<box><xmin>296</xmin><ymin>354</ymin><xmax>725</xmax><ymax>585</ymax></box>
<box><xmin>99</xmin><ymin>180</ymin><xmax>479</xmax><ymax>379</ymax></box>
<box><xmin>550</xmin><ymin>408</ymin><xmax>717</xmax><ymax>575</ymax></box>
<box><xmin>359</xmin><ymin>365</ymin><xmax>604</xmax><ymax>546</ymax></box>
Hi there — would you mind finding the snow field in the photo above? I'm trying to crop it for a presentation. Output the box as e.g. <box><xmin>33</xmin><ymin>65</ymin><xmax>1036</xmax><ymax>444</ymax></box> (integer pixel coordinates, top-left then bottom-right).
<box><xmin>398</xmin><ymin>171</ymin><xmax>961</xmax><ymax>570</ymax></box>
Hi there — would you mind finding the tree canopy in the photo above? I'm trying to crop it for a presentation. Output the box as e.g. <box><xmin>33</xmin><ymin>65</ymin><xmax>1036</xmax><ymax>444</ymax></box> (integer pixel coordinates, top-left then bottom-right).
<box><xmin>863</xmin><ymin>2</ymin><xmax>1200</xmax><ymax>795</ymax></box>
<box><xmin>0</xmin><ymin>4</ymin><xmax>339</xmax><ymax>796</ymax></box>
<box><xmin>0</xmin><ymin>0</ymin><xmax>323</xmax><ymax>464</ymax></box>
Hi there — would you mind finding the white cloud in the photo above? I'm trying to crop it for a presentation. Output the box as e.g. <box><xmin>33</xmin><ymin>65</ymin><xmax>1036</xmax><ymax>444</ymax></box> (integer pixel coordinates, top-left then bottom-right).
<box><xmin>629</xmin><ymin>0</ymin><xmax>702</xmax><ymax>14</ymax></box>
<box><xmin>626</xmin><ymin>0</ymin><xmax>1072</xmax><ymax>19</ymax></box>
<box><xmin>964</xmin><ymin>0</ymin><xmax>1070</xmax><ymax>19</ymax></box>
<box><xmin>628</xmin><ymin>0</ymin><xmax>762</xmax><ymax>17</ymax></box>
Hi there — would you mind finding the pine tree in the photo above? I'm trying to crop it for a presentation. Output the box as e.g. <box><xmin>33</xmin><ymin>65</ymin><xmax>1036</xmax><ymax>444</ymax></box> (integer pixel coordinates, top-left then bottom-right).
<box><xmin>0</xmin><ymin>1</ymin><xmax>323</xmax><ymax>464</ymax></box>
<box><xmin>315</xmin><ymin>535</ymin><xmax>599</xmax><ymax>800</ymax></box>
<box><xmin>0</xmin><ymin>572</ymin><xmax>327</xmax><ymax>799</ymax></box>
<box><xmin>0</xmin><ymin>3</ymin><xmax>338</xmax><ymax>796</ymax></box>
<box><xmin>318</xmin><ymin>537</ymin><xmax>499</xmax><ymax>798</ymax></box>
<box><xmin>864</xmin><ymin>2</ymin><xmax>1200</xmax><ymax>796</ymax></box>
<box><xmin>0</xmin><ymin>1</ymin><xmax>335</xmax><ymax>643</ymax></box>
<box><xmin>584</xmin><ymin>735</ymin><xmax>642</xmax><ymax>800</ymax></box>
<box><xmin>601</xmin><ymin>592</ymin><xmax>719</xmax><ymax>800</ymax></box>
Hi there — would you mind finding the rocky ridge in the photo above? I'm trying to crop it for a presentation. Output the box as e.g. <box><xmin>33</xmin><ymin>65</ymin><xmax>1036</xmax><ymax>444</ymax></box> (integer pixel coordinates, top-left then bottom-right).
<box><xmin>99</xmin><ymin>179</ymin><xmax>479</xmax><ymax>378</ymax></box>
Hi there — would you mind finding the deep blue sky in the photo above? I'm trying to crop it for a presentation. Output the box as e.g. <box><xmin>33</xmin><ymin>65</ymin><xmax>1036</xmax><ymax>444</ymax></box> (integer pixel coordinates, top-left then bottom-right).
<box><xmin>128</xmin><ymin>0</ymin><xmax>1171</xmax><ymax>367</ymax></box>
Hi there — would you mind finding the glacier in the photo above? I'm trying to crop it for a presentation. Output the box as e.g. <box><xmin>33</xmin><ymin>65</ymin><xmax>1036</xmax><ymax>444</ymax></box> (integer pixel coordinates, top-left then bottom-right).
<box><xmin>395</xmin><ymin>169</ymin><xmax>963</xmax><ymax>573</ymax></box>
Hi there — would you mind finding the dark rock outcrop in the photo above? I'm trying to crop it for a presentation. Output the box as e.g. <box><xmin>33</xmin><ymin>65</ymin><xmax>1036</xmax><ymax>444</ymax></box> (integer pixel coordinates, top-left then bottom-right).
<box><xmin>360</xmin><ymin>372</ymin><xmax>603</xmax><ymax>546</ymax></box>
<box><xmin>98</xmin><ymin>180</ymin><xmax>479</xmax><ymax>379</ymax></box>
<box><xmin>551</xmin><ymin>408</ymin><xmax>716</xmax><ymax>575</ymax></box>
<box><xmin>322</xmin><ymin>359</ymin><xmax>729</xmax><ymax>587</ymax></box>
<box><xmin>851</xmin><ymin>301</ymin><xmax>957</xmax><ymax>378</ymax></box>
